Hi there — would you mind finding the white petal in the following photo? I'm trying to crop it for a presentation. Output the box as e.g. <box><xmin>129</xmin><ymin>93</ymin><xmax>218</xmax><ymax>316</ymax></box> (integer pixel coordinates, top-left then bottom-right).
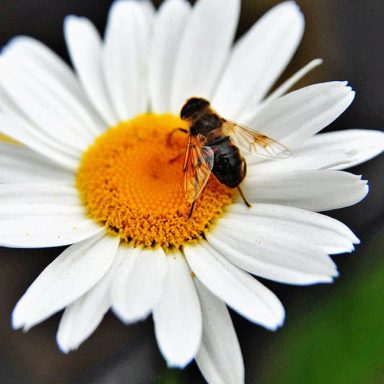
<box><xmin>111</xmin><ymin>246</ymin><xmax>168</xmax><ymax>324</ymax></box>
<box><xmin>0</xmin><ymin>142</ymin><xmax>74</xmax><ymax>184</ymax></box>
<box><xmin>153</xmin><ymin>252</ymin><xmax>202</xmax><ymax>368</ymax></box>
<box><xmin>252</xmin><ymin>129</ymin><xmax>384</xmax><ymax>173</ymax></box>
<box><xmin>260</xmin><ymin>58</ymin><xmax>323</xmax><ymax>106</ymax></box>
<box><xmin>57</xmin><ymin>247</ymin><xmax>123</xmax><ymax>353</ymax></box>
<box><xmin>243</xmin><ymin>169</ymin><xmax>368</xmax><ymax>212</ymax></box>
<box><xmin>212</xmin><ymin>1</ymin><xmax>304</xmax><ymax>119</ymax></box>
<box><xmin>205</xmin><ymin>203</ymin><xmax>353</xmax><ymax>285</ymax></box>
<box><xmin>0</xmin><ymin>183</ymin><xmax>103</xmax><ymax>247</ymax></box>
<box><xmin>306</xmin><ymin>129</ymin><xmax>379</xmax><ymax>169</ymax></box>
<box><xmin>0</xmin><ymin>183</ymin><xmax>81</xmax><ymax>211</ymax></box>
<box><xmin>225</xmin><ymin>203</ymin><xmax>359</xmax><ymax>253</ymax></box>
<box><xmin>246</xmin><ymin>82</ymin><xmax>355</xmax><ymax>148</ymax></box>
<box><xmin>64</xmin><ymin>16</ymin><xmax>118</xmax><ymax>126</ymax></box>
<box><xmin>12</xmin><ymin>233</ymin><xmax>119</xmax><ymax>331</ymax></box>
<box><xmin>306</xmin><ymin>129</ymin><xmax>384</xmax><ymax>170</ymax></box>
<box><xmin>194</xmin><ymin>280</ymin><xmax>244</xmax><ymax>384</ymax></box>
<box><xmin>207</xmin><ymin>232</ymin><xmax>337</xmax><ymax>286</ymax></box>
<box><xmin>170</xmin><ymin>0</ymin><xmax>240</xmax><ymax>113</ymax></box>
<box><xmin>0</xmin><ymin>39</ymin><xmax>103</xmax><ymax>148</ymax></box>
<box><xmin>148</xmin><ymin>0</ymin><xmax>190</xmax><ymax>113</ymax></box>
<box><xmin>103</xmin><ymin>0</ymin><xmax>151</xmax><ymax>120</ymax></box>
<box><xmin>140</xmin><ymin>0</ymin><xmax>156</xmax><ymax>19</ymax></box>
<box><xmin>184</xmin><ymin>242</ymin><xmax>284</xmax><ymax>330</ymax></box>
<box><xmin>2</xmin><ymin>36</ymin><xmax>86</xmax><ymax>100</ymax></box>
<box><xmin>0</xmin><ymin>110</ymin><xmax>79</xmax><ymax>171</ymax></box>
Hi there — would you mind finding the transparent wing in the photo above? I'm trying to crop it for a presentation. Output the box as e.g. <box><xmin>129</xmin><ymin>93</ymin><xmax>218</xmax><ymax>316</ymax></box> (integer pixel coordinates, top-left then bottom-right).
<box><xmin>223</xmin><ymin>119</ymin><xmax>291</xmax><ymax>158</ymax></box>
<box><xmin>183</xmin><ymin>135</ymin><xmax>214</xmax><ymax>204</ymax></box>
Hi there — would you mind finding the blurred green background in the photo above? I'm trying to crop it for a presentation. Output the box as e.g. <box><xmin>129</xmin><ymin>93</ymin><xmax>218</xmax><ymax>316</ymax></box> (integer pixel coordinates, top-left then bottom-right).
<box><xmin>0</xmin><ymin>0</ymin><xmax>383</xmax><ymax>383</ymax></box>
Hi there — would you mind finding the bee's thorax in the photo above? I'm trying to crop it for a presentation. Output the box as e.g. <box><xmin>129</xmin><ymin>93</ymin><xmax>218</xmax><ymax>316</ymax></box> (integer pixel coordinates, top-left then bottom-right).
<box><xmin>190</xmin><ymin>112</ymin><xmax>223</xmax><ymax>136</ymax></box>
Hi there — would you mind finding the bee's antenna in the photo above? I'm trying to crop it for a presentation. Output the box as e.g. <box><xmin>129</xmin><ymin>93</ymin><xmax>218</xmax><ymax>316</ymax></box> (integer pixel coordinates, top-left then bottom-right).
<box><xmin>237</xmin><ymin>186</ymin><xmax>251</xmax><ymax>208</ymax></box>
<box><xmin>188</xmin><ymin>201</ymin><xmax>196</xmax><ymax>218</ymax></box>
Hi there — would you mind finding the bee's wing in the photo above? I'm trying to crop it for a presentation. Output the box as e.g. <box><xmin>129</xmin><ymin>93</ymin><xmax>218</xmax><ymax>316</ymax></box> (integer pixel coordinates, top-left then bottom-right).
<box><xmin>223</xmin><ymin>119</ymin><xmax>291</xmax><ymax>159</ymax></box>
<box><xmin>183</xmin><ymin>135</ymin><xmax>214</xmax><ymax>204</ymax></box>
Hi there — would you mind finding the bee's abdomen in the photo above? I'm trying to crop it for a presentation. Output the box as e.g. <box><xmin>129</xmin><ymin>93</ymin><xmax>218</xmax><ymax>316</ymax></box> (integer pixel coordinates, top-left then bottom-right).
<box><xmin>209</xmin><ymin>139</ymin><xmax>246</xmax><ymax>188</ymax></box>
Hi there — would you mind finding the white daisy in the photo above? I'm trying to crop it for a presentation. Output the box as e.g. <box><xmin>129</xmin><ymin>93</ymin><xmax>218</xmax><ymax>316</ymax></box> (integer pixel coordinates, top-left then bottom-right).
<box><xmin>0</xmin><ymin>0</ymin><xmax>383</xmax><ymax>383</ymax></box>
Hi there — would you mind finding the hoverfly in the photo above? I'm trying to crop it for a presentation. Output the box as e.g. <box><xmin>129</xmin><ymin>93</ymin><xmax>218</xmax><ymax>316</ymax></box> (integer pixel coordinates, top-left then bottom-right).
<box><xmin>175</xmin><ymin>97</ymin><xmax>290</xmax><ymax>217</ymax></box>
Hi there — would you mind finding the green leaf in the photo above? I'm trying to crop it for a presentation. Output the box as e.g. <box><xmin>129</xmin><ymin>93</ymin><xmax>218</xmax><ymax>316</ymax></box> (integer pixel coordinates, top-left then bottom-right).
<box><xmin>155</xmin><ymin>368</ymin><xmax>185</xmax><ymax>384</ymax></box>
<box><xmin>261</xmin><ymin>236</ymin><xmax>384</xmax><ymax>384</ymax></box>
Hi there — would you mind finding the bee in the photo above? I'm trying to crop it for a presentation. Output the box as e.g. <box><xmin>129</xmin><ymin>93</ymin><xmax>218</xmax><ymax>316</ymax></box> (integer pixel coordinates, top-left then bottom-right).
<box><xmin>175</xmin><ymin>97</ymin><xmax>290</xmax><ymax>217</ymax></box>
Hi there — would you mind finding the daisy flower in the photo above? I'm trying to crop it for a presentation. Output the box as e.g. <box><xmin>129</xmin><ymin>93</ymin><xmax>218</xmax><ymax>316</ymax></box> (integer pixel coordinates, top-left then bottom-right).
<box><xmin>1</xmin><ymin>0</ymin><xmax>383</xmax><ymax>382</ymax></box>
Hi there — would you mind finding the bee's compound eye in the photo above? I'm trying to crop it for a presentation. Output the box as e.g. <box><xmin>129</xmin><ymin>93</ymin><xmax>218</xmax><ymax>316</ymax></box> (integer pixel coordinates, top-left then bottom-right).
<box><xmin>180</xmin><ymin>98</ymin><xmax>210</xmax><ymax>119</ymax></box>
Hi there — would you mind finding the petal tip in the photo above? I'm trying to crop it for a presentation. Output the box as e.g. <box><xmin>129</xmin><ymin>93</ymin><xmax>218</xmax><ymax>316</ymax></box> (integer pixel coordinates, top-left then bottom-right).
<box><xmin>64</xmin><ymin>14</ymin><xmax>78</xmax><ymax>24</ymax></box>
<box><xmin>11</xmin><ymin>303</ymin><xmax>25</xmax><ymax>330</ymax></box>
<box><xmin>319</xmin><ymin>275</ymin><xmax>336</xmax><ymax>284</ymax></box>
<box><xmin>57</xmin><ymin>323</ymin><xmax>85</xmax><ymax>354</ymax></box>
<box><xmin>64</xmin><ymin>15</ymin><xmax>92</xmax><ymax>33</ymax></box>
<box><xmin>331</xmin><ymin>268</ymin><xmax>340</xmax><ymax>278</ymax></box>
<box><xmin>12</xmin><ymin>302</ymin><xmax>34</xmax><ymax>331</ymax></box>
<box><xmin>267</xmin><ymin>315</ymin><xmax>285</xmax><ymax>332</ymax></box>
<box><xmin>57</xmin><ymin>327</ymin><xmax>81</xmax><ymax>354</ymax></box>
<box><xmin>267</xmin><ymin>305</ymin><xmax>285</xmax><ymax>331</ymax></box>
<box><xmin>283</xmin><ymin>1</ymin><xmax>302</xmax><ymax>12</ymax></box>
<box><xmin>280</xmin><ymin>1</ymin><xmax>305</xmax><ymax>29</ymax></box>
<box><xmin>112</xmin><ymin>305</ymin><xmax>150</xmax><ymax>325</ymax></box>
<box><xmin>166</xmin><ymin>357</ymin><xmax>193</xmax><ymax>370</ymax></box>
<box><xmin>57</xmin><ymin>341</ymin><xmax>72</xmax><ymax>355</ymax></box>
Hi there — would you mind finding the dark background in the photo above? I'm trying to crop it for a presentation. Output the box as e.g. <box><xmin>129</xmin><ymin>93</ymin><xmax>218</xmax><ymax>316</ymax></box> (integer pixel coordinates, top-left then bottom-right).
<box><xmin>0</xmin><ymin>1</ymin><xmax>383</xmax><ymax>383</ymax></box>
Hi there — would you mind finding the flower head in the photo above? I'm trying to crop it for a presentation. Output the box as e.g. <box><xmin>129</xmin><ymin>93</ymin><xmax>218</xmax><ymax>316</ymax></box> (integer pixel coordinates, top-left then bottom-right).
<box><xmin>1</xmin><ymin>0</ymin><xmax>384</xmax><ymax>382</ymax></box>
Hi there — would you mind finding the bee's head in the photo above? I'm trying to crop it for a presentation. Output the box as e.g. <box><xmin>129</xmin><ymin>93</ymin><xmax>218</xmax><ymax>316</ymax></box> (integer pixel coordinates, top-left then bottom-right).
<box><xmin>180</xmin><ymin>97</ymin><xmax>210</xmax><ymax>120</ymax></box>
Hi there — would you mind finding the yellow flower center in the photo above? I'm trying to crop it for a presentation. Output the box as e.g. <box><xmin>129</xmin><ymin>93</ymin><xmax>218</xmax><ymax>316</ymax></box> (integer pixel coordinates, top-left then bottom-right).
<box><xmin>77</xmin><ymin>114</ymin><xmax>233</xmax><ymax>249</ymax></box>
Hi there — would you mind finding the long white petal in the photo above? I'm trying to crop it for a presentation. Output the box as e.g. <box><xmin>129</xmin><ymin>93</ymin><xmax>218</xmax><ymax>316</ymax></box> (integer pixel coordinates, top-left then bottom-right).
<box><xmin>64</xmin><ymin>16</ymin><xmax>118</xmax><ymax>126</ymax></box>
<box><xmin>212</xmin><ymin>1</ymin><xmax>304</xmax><ymax>119</ymax></box>
<box><xmin>149</xmin><ymin>0</ymin><xmax>191</xmax><ymax>113</ymax></box>
<box><xmin>194</xmin><ymin>280</ymin><xmax>244</xmax><ymax>384</ymax></box>
<box><xmin>170</xmin><ymin>0</ymin><xmax>240</xmax><ymax>113</ymax></box>
<box><xmin>184</xmin><ymin>242</ymin><xmax>285</xmax><ymax>330</ymax></box>
<box><xmin>0</xmin><ymin>111</ymin><xmax>79</xmax><ymax>171</ymax></box>
<box><xmin>259</xmin><ymin>58</ymin><xmax>323</xmax><ymax>107</ymax></box>
<box><xmin>0</xmin><ymin>183</ymin><xmax>103</xmax><ymax>247</ymax></box>
<box><xmin>12</xmin><ymin>233</ymin><xmax>119</xmax><ymax>331</ymax></box>
<box><xmin>206</xmin><ymin>203</ymin><xmax>353</xmax><ymax>285</ymax></box>
<box><xmin>57</xmin><ymin>247</ymin><xmax>123</xmax><ymax>353</ymax></box>
<box><xmin>251</xmin><ymin>129</ymin><xmax>384</xmax><ymax>173</ymax></box>
<box><xmin>153</xmin><ymin>252</ymin><xmax>202</xmax><ymax>368</ymax></box>
<box><xmin>225</xmin><ymin>203</ymin><xmax>359</xmax><ymax>252</ymax></box>
<box><xmin>0</xmin><ymin>142</ymin><xmax>73</xmax><ymax>184</ymax></box>
<box><xmin>246</xmin><ymin>82</ymin><xmax>355</xmax><ymax>148</ymax></box>
<box><xmin>0</xmin><ymin>182</ymin><xmax>80</xmax><ymax>210</ymax></box>
<box><xmin>242</xmin><ymin>170</ymin><xmax>368</xmax><ymax>212</ymax></box>
<box><xmin>304</xmin><ymin>129</ymin><xmax>384</xmax><ymax>170</ymax></box>
<box><xmin>111</xmin><ymin>246</ymin><xmax>168</xmax><ymax>324</ymax></box>
<box><xmin>207</xmin><ymin>232</ymin><xmax>337</xmax><ymax>286</ymax></box>
<box><xmin>0</xmin><ymin>39</ymin><xmax>103</xmax><ymax>148</ymax></box>
<box><xmin>2</xmin><ymin>36</ymin><xmax>87</xmax><ymax>101</ymax></box>
<box><xmin>103</xmin><ymin>0</ymin><xmax>151</xmax><ymax>120</ymax></box>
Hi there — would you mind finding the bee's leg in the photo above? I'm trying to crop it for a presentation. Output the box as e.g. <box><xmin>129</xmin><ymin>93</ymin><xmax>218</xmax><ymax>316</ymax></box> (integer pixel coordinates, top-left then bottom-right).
<box><xmin>188</xmin><ymin>201</ymin><xmax>196</xmax><ymax>218</ymax></box>
<box><xmin>167</xmin><ymin>128</ymin><xmax>188</xmax><ymax>163</ymax></box>
<box><xmin>166</xmin><ymin>127</ymin><xmax>188</xmax><ymax>147</ymax></box>
<box><xmin>237</xmin><ymin>186</ymin><xmax>252</xmax><ymax>208</ymax></box>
